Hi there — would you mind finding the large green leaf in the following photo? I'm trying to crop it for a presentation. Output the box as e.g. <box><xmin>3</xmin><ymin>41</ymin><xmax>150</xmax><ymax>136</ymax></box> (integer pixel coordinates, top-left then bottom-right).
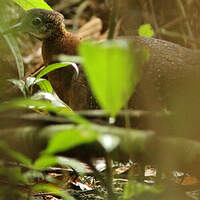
<box><xmin>79</xmin><ymin>39</ymin><xmax>142</xmax><ymax>117</ymax></box>
<box><xmin>13</xmin><ymin>0</ymin><xmax>52</xmax><ymax>10</ymax></box>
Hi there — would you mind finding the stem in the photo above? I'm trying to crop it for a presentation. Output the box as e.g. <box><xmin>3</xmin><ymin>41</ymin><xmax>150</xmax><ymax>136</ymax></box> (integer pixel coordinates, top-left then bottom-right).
<box><xmin>149</xmin><ymin>0</ymin><xmax>160</xmax><ymax>37</ymax></box>
<box><xmin>105</xmin><ymin>154</ymin><xmax>116</xmax><ymax>200</ymax></box>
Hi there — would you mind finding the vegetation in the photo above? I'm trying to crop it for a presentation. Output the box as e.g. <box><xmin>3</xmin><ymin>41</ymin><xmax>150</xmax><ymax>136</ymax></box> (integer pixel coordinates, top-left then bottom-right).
<box><xmin>0</xmin><ymin>0</ymin><xmax>200</xmax><ymax>199</ymax></box>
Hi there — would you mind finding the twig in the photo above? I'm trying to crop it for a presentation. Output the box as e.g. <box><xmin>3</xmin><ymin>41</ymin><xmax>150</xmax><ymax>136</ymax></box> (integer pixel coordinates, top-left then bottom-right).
<box><xmin>77</xmin><ymin>109</ymin><xmax>170</xmax><ymax>118</ymax></box>
<box><xmin>176</xmin><ymin>0</ymin><xmax>197</xmax><ymax>49</ymax></box>
<box><xmin>160</xmin><ymin>28</ymin><xmax>200</xmax><ymax>46</ymax></box>
<box><xmin>72</xmin><ymin>0</ymin><xmax>90</xmax><ymax>33</ymax></box>
<box><xmin>107</xmin><ymin>0</ymin><xmax>120</xmax><ymax>40</ymax></box>
<box><xmin>162</xmin><ymin>16</ymin><xmax>186</xmax><ymax>29</ymax></box>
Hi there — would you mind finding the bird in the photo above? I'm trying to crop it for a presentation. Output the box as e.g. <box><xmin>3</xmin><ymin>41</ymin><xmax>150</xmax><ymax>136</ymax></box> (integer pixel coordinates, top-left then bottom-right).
<box><xmin>3</xmin><ymin>8</ymin><xmax>200</xmax><ymax>139</ymax></box>
<box><xmin>3</xmin><ymin>8</ymin><xmax>89</xmax><ymax>110</ymax></box>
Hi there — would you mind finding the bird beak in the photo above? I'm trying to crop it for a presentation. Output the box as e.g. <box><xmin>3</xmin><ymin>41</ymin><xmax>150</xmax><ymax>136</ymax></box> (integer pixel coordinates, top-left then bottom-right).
<box><xmin>1</xmin><ymin>22</ymin><xmax>23</xmax><ymax>35</ymax></box>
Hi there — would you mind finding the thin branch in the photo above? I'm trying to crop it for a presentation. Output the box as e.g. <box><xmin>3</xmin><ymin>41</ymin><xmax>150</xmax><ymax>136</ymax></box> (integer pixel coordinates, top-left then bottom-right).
<box><xmin>149</xmin><ymin>0</ymin><xmax>160</xmax><ymax>37</ymax></box>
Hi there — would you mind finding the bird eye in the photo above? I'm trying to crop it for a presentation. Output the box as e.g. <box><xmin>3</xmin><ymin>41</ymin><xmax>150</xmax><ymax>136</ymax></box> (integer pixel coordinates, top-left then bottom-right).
<box><xmin>31</xmin><ymin>17</ymin><xmax>42</xmax><ymax>26</ymax></box>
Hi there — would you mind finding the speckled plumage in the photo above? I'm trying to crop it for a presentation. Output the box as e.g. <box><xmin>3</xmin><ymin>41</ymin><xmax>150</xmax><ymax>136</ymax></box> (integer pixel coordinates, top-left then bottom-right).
<box><xmin>131</xmin><ymin>36</ymin><xmax>200</xmax><ymax>110</ymax></box>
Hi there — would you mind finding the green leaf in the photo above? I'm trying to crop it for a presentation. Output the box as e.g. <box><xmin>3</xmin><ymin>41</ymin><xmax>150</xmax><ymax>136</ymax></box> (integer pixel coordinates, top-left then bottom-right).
<box><xmin>32</xmin><ymin>92</ymin><xmax>69</xmax><ymax>108</ymax></box>
<box><xmin>34</xmin><ymin>155</ymin><xmax>57</xmax><ymax>170</ymax></box>
<box><xmin>8</xmin><ymin>79</ymin><xmax>26</xmax><ymax>96</ymax></box>
<box><xmin>25</xmin><ymin>77</ymin><xmax>36</xmax><ymax>88</ymax></box>
<box><xmin>33</xmin><ymin>183</ymin><xmax>60</xmax><ymax>194</ymax></box>
<box><xmin>43</xmin><ymin>126</ymin><xmax>98</xmax><ymax>154</ymax></box>
<box><xmin>79</xmin><ymin>39</ymin><xmax>141</xmax><ymax>117</ymax></box>
<box><xmin>0</xmin><ymin>5</ymin><xmax>24</xmax><ymax>80</ymax></box>
<box><xmin>138</xmin><ymin>24</ymin><xmax>154</xmax><ymax>37</ymax></box>
<box><xmin>0</xmin><ymin>140</ymin><xmax>31</xmax><ymax>166</ymax></box>
<box><xmin>36</xmin><ymin>79</ymin><xmax>53</xmax><ymax>93</ymax></box>
<box><xmin>13</xmin><ymin>0</ymin><xmax>52</xmax><ymax>10</ymax></box>
<box><xmin>26</xmin><ymin>77</ymin><xmax>53</xmax><ymax>93</ymax></box>
<box><xmin>36</xmin><ymin>62</ymin><xmax>76</xmax><ymax>80</ymax></box>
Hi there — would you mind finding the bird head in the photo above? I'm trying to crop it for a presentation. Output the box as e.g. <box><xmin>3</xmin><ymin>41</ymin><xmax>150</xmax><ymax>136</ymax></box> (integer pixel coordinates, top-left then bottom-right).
<box><xmin>2</xmin><ymin>8</ymin><xmax>65</xmax><ymax>39</ymax></box>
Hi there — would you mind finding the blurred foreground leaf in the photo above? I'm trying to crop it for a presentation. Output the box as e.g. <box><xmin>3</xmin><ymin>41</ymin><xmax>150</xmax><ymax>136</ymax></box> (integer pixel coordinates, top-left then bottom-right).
<box><xmin>79</xmin><ymin>39</ymin><xmax>142</xmax><ymax>117</ymax></box>
<box><xmin>43</xmin><ymin>126</ymin><xmax>98</xmax><ymax>154</ymax></box>
<box><xmin>0</xmin><ymin>98</ymin><xmax>88</xmax><ymax>124</ymax></box>
<box><xmin>13</xmin><ymin>0</ymin><xmax>52</xmax><ymax>10</ymax></box>
<box><xmin>33</xmin><ymin>184</ymin><xmax>74</xmax><ymax>200</ymax></box>
<box><xmin>56</xmin><ymin>156</ymin><xmax>86</xmax><ymax>174</ymax></box>
<box><xmin>33</xmin><ymin>155</ymin><xmax>57</xmax><ymax>170</ymax></box>
<box><xmin>0</xmin><ymin>140</ymin><xmax>31</xmax><ymax>166</ymax></box>
<box><xmin>0</xmin><ymin>167</ymin><xmax>27</xmax><ymax>184</ymax></box>
<box><xmin>34</xmin><ymin>155</ymin><xmax>86</xmax><ymax>174</ymax></box>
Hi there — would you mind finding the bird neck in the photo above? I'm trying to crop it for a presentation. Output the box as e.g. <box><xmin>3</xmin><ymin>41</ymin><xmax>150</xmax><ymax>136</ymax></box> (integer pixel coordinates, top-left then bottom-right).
<box><xmin>42</xmin><ymin>28</ymin><xmax>81</xmax><ymax>65</ymax></box>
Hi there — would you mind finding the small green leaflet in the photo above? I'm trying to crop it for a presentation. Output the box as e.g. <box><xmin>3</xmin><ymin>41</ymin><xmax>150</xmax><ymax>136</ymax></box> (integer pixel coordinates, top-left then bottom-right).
<box><xmin>138</xmin><ymin>24</ymin><xmax>154</xmax><ymax>37</ymax></box>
